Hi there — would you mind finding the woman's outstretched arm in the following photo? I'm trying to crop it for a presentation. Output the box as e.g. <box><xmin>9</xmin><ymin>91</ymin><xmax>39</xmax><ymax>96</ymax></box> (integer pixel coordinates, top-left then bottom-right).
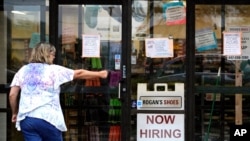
<box><xmin>73</xmin><ymin>69</ymin><xmax>108</xmax><ymax>80</ymax></box>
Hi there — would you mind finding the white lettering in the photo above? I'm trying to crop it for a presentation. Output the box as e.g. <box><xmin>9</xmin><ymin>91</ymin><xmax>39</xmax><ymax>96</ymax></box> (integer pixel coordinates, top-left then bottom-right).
<box><xmin>234</xmin><ymin>129</ymin><xmax>247</xmax><ymax>136</ymax></box>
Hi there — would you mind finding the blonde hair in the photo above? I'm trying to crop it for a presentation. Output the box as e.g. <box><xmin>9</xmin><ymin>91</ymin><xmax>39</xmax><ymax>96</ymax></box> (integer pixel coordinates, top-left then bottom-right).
<box><xmin>29</xmin><ymin>42</ymin><xmax>56</xmax><ymax>64</ymax></box>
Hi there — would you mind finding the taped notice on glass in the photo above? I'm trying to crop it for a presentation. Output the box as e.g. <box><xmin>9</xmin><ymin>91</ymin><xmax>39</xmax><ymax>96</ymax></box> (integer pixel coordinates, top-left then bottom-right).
<box><xmin>227</xmin><ymin>27</ymin><xmax>250</xmax><ymax>60</ymax></box>
<box><xmin>162</xmin><ymin>1</ymin><xmax>186</xmax><ymax>25</ymax></box>
<box><xmin>195</xmin><ymin>28</ymin><xmax>217</xmax><ymax>52</ymax></box>
<box><xmin>145</xmin><ymin>38</ymin><xmax>173</xmax><ymax>58</ymax></box>
<box><xmin>82</xmin><ymin>34</ymin><xmax>100</xmax><ymax>58</ymax></box>
<box><xmin>223</xmin><ymin>32</ymin><xmax>242</xmax><ymax>56</ymax></box>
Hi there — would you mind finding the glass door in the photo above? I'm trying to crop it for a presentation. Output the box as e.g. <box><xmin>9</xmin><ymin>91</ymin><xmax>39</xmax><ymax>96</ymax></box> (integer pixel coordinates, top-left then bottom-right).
<box><xmin>194</xmin><ymin>3</ymin><xmax>250</xmax><ymax>141</ymax></box>
<box><xmin>2</xmin><ymin>0</ymin><xmax>48</xmax><ymax>140</ymax></box>
<box><xmin>56</xmin><ymin>4</ymin><xmax>123</xmax><ymax>141</ymax></box>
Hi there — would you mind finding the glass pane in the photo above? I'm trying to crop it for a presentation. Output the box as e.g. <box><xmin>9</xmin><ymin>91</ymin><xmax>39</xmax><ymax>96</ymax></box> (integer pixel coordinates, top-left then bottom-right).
<box><xmin>0</xmin><ymin>113</ymin><xmax>7</xmax><ymax>141</ymax></box>
<box><xmin>10</xmin><ymin>6</ymin><xmax>41</xmax><ymax>79</ymax></box>
<box><xmin>131</xmin><ymin>0</ymin><xmax>186</xmax><ymax>140</ymax></box>
<box><xmin>131</xmin><ymin>0</ymin><xmax>187</xmax><ymax>90</ymax></box>
<box><xmin>195</xmin><ymin>5</ymin><xmax>250</xmax><ymax>141</ymax></box>
<box><xmin>59</xmin><ymin>4</ymin><xmax>122</xmax><ymax>141</ymax></box>
<box><xmin>195</xmin><ymin>5</ymin><xmax>225</xmax><ymax>86</ymax></box>
<box><xmin>83</xmin><ymin>5</ymin><xmax>122</xmax><ymax>70</ymax></box>
<box><xmin>0</xmin><ymin>11</ymin><xmax>7</xmax><ymax>84</ymax></box>
<box><xmin>3</xmin><ymin>1</ymin><xmax>48</xmax><ymax>140</ymax></box>
<box><xmin>225</xmin><ymin>5</ymin><xmax>250</xmax><ymax>86</ymax></box>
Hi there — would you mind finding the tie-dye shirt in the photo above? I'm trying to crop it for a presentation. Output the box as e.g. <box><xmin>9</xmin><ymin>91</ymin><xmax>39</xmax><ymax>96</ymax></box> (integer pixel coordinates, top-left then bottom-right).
<box><xmin>10</xmin><ymin>63</ymin><xmax>74</xmax><ymax>131</ymax></box>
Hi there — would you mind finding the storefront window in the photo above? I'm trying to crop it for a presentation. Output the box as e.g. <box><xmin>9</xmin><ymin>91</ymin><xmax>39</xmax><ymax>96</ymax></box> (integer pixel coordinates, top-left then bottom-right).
<box><xmin>131</xmin><ymin>0</ymin><xmax>186</xmax><ymax>140</ymax></box>
<box><xmin>2</xmin><ymin>1</ymin><xmax>48</xmax><ymax>140</ymax></box>
<box><xmin>58</xmin><ymin>4</ymin><xmax>122</xmax><ymax>141</ymax></box>
<box><xmin>195</xmin><ymin>5</ymin><xmax>250</xmax><ymax>141</ymax></box>
<box><xmin>2</xmin><ymin>0</ymin><xmax>250</xmax><ymax>141</ymax></box>
<box><xmin>0</xmin><ymin>9</ymin><xmax>8</xmax><ymax>141</ymax></box>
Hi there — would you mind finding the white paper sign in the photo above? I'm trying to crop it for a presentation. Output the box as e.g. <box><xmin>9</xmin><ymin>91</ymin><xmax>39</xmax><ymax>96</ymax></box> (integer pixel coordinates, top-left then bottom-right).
<box><xmin>145</xmin><ymin>38</ymin><xmax>173</xmax><ymax>58</ymax></box>
<box><xmin>137</xmin><ymin>113</ymin><xmax>184</xmax><ymax>141</ymax></box>
<box><xmin>82</xmin><ymin>34</ymin><xmax>100</xmax><ymax>58</ymax></box>
<box><xmin>227</xmin><ymin>27</ymin><xmax>250</xmax><ymax>60</ymax></box>
<box><xmin>223</xmin><ymin>32</ymin><xmax>242</xmax><ymax>55</ymax></box>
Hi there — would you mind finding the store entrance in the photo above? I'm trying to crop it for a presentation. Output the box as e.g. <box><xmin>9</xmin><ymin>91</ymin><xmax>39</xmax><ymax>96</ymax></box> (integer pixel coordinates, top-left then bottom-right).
<box><xmin>51</xmin><ymin>2</ymin><xmax>125</xmax><ymax>141</ymax></box>
<box><xmin>191</xmin><ymin>2</ymin><xmax>250</xmax><ymax>141</ymax></box>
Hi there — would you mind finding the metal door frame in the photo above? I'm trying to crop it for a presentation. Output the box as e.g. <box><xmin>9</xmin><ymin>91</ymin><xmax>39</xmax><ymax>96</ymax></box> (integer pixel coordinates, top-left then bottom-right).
<box><xmin>49</xmin><ymin>0</ymin><xmax>131</xmax><ymax>140</ymax></box>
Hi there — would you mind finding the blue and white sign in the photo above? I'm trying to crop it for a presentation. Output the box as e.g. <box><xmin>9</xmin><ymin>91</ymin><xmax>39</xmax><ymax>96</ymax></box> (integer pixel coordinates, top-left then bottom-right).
<box><xmin>195</xmin><ymin>28</ymin><xmax>218</xmax><ymax>52</ymax></box>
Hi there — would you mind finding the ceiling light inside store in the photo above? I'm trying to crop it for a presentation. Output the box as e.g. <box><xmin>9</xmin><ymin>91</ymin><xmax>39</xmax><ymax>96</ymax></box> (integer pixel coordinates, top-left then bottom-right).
<box><xmin>11</xmin><ymin>11</ymin><xmax>26</xmax><ymax>15</ymax></box>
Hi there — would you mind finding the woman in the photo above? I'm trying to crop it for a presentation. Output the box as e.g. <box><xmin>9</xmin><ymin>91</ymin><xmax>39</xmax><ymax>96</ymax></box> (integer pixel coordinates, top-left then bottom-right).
<box><xmin>9</xmin><ymin>42</ymin><xmax>108</xmax><ymax>141</ymax></box>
